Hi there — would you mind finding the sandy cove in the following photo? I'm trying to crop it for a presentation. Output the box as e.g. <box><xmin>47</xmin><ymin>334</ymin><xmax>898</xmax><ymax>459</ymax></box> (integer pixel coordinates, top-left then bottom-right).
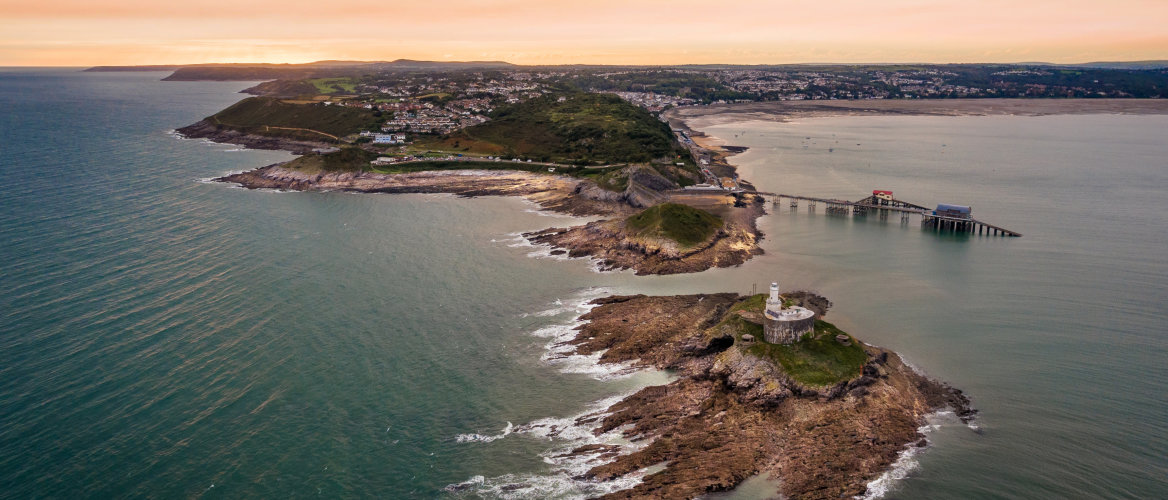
<box><xmin>665</xmin><ymin>97</ymin><xmax>1168</xmax><ymax>129</ymax></box>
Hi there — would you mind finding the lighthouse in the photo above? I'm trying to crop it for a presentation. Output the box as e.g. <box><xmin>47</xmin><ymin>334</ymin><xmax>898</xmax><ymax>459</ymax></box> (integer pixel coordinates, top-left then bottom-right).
<box><xmin>762</xmin><ymin>281</ymin><xmax>816</xmax><ymax>344</ymax></box>
<box><xmin>766</xmin><ymin>282</ymin><xmax>783</xmax><ymax>314</ymax></box>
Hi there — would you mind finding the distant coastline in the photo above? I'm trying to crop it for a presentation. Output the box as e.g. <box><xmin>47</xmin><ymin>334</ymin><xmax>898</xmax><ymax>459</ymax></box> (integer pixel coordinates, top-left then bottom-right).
<box><xmin>665</xmin><ymin>98</ymin><xmax>1168</xmax><ymax>130</ymax></box>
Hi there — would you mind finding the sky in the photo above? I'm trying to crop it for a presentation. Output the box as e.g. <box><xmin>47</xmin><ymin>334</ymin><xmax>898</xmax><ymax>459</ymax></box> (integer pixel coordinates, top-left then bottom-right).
<box><xmin>1</xmin><ymin>0</ymin><xmax>1166</xmax><ymax>66</ymax></box>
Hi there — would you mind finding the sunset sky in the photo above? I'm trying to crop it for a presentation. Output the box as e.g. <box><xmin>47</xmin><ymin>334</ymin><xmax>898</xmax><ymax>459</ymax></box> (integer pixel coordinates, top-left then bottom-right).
<box><xmin>1</xmin><ymin>0</ymin><xmax>1166</xmax><ymax>66</ymax></box>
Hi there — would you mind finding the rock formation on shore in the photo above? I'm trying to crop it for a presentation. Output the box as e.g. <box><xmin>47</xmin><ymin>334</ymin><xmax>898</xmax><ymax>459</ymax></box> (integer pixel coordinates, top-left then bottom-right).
<box><xmin>523</xmin><ymin>202</ymin><xmax>763</xmax><ymax>275</ymax></box>
<box><xmin>563</xmin><ymin>293</ymin><xmax>974</xmax><ymax>499</ymax></box>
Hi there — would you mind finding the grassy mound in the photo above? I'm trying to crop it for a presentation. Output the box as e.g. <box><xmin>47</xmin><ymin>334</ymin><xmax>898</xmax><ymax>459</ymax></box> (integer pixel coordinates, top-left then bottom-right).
<box><xmin>207</xmin><ymin>97</ymin><xmax>380</xmax><ymax>140</ymax></box>
<box><xmin>625</xmin><ymin>203</ymin><xmax>723</xmax><ymax>248</ymax></box>
<box><xmin>746</xmin><ymin>320</ymin><xmax>868</xmax><ymax>387</ymax></box>
<box><xmin>284</xmin><ymin>147</ymin><xmax>378</xmax><ymax>173</ymax></box>
<box><xmin>442</xmin><ymin>92</ymin><xmax>687</xmax><ymax>164</ymax></box>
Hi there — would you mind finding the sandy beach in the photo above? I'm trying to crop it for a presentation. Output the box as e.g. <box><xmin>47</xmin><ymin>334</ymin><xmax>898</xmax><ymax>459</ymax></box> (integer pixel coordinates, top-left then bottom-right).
<box><xmin>666</xmin><ymin>98</ymin><xmax>1168</xmax><ymax>131</ymax></box>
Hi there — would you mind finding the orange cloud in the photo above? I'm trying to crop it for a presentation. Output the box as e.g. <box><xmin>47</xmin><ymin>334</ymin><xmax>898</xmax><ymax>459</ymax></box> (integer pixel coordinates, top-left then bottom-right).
<box><xmin>0</xmin><ymin>0</ymin><xmax>1165</xmax><ymax>65</ymax></box>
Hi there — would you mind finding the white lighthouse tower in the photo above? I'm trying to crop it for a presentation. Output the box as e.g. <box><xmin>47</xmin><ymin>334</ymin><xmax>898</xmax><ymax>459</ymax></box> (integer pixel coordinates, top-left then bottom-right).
<box><xmin>762</xmin><ymin>281</ymin><xmax>815</xmax><ymax>344</ymax></box>
<box><xmin>766</xmin><ymin>282</ymin><xmax>783</xmax><ymax>314</ymax></box>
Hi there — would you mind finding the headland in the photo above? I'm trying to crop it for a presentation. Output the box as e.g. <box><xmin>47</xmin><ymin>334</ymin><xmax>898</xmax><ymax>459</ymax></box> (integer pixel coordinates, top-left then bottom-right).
<box><xmin>193</xmin><ymin>91</ymin><xmax>769</xmax><ymax>275</ymax></box>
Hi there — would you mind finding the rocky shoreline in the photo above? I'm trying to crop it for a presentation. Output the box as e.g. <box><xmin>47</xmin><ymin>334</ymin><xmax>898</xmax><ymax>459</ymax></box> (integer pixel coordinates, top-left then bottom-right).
<box><xmin>561</xmin><ymin>293</ymin><xmax>974</xmax><ymax>500</ymax></box>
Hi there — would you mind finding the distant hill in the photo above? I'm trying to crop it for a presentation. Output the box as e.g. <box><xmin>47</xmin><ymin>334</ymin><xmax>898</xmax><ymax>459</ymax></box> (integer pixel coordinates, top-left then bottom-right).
<box><xmin>85</xmin><ymin>59</ymin><xmax>517</xmax><ymax>80</ymax></box>
<box><xmin>1054</xmin><ymin>60</ymin><xmax>1168</xmax><ymax>70</ymax></box>
<box><xmin>442</xmin><ymin>92</ymin><xmax>685</xmax><ymax>164</ymax></box>
<box><xmin>83</xmin><ymin>65</ymin><xmax>181</xmax><ymax>72</ymax></box>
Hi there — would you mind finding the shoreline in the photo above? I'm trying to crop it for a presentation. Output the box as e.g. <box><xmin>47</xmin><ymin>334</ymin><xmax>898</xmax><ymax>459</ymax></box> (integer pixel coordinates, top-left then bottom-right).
<box><xmin>664</xmin><ymin>97</ymin><xmax>1168</xmax><ymax>131</ymax></box>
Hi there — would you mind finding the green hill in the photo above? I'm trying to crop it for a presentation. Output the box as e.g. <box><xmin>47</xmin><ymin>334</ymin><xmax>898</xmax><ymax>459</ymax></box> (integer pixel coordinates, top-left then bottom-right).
<box><xmin>205</xmin><ymin>97</ymin><xmax>381</xmax><ymax>141</ymax></box>
<box><xmin>443</xmin><ymin>92</ymin><xmax>686</xmax><ymax>164</ymax></box>
<box><xmin>625</xmin><ymin>203</ymin><xmax>723</xmax><ymax>248</ymax></box>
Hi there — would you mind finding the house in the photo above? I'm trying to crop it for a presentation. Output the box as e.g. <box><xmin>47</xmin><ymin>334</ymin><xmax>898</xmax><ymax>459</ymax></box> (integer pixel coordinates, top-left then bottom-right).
<box><xmin>373</xmin><ymin>133</ymin><xmax>407</xmax><ymax>144</ymax></box>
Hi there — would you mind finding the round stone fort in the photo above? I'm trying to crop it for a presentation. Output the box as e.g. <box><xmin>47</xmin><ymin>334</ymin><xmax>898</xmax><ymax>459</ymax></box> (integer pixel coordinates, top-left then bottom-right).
<box><xmin>763</xmin><ymin>282</ymin><xmax>815</xmax><ymax>344</ymax></box>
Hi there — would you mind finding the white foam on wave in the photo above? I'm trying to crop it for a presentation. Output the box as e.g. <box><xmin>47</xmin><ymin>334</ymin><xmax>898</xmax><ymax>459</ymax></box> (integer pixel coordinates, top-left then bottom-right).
<box><xmin>493</xmin><ymin>230</ymin><xmax>624</xmax><ymax>273</ymax></box>
<box><xmin>856</xmin><ymin>410</ymin><xmax>968</xmax><ymax>499</ymax></box>
<box><xmin>446</xmin><ymin>289</ymin><xmax>667</xmax><ymax>498</ymax></box>
<box><xmin>524</xmin><ymin>288</ymin><xmax>642</xmax><ymax>382</ymax></box>
<box><xmin>456</xmin><ymin>422</ymin><xmax>515</xmax><ymax>443</ymax></box>
<box><xmin>446</xmin><ymin>393</ymin><xmax>654</xmax><ymax>499</ymax></box>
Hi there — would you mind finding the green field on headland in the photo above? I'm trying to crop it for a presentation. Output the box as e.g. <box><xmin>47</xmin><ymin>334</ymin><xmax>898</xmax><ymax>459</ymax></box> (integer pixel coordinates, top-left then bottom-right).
<box><xmin>626</xmin><ymin>203</ymin><xmax>723</xmax><ymax>248</ymax></box>
<box><xmin>204</xmin><ymin>97</ymin><xmax>380</xmax><ymax>140</ymax></box>
<box><xmin>308</xmin><ymin>77</ymin><xmax>357</xmax><ymax>94</ymax></box>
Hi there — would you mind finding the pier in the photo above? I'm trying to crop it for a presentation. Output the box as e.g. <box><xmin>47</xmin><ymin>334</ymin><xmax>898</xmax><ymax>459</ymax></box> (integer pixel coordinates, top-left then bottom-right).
<box><xmin>671</xmin><ymin>188</ymin><xmax>1022</xmax><ymax>237</ymax></box>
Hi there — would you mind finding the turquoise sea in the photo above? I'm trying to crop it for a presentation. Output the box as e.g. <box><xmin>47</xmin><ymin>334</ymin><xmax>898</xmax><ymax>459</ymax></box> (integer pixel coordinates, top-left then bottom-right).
<box><xmin>1</xmin><ymin>69</ymin><xmax>1165</xmax><ymax>498</ymax></box>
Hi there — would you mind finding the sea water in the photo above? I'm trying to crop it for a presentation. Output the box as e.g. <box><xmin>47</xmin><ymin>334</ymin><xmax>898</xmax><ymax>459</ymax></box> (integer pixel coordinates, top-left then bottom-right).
<box><xmin>1</xmin><ymin>70</ymin><xmax>1165</xmax><ymax>498</ymax></box>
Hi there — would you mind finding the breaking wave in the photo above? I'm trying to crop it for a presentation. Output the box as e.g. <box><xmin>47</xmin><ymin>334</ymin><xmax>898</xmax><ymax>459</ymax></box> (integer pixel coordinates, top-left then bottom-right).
<box><xmin>856</xmin><ymin>410</ymin><xmax>968</xmax><ymax>499</ymax></box>
<box><xmin>447</xmin><ymin>289</ymin><xmax>664</xmax><ymax>498</ymax></box>
<box><xmin>446</xmin><ymin>393</ymin><xmax>652</xmax><ymax>499</ymax></box>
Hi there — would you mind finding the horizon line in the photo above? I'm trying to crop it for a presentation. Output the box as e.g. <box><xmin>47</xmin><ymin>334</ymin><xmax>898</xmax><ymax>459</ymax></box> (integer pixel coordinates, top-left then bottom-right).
<box><xmin>7</xmin><ymin>57</ymin><xmax>1168</xmax><ymax>69</ymax></box>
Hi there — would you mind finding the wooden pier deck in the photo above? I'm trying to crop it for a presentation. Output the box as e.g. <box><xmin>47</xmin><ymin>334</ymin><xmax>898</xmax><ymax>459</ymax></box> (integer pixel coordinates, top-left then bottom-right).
<box><xmin>669</xmin><ymin>189</ymin><xmax>1022</xmax><ymax>237</ymax></box>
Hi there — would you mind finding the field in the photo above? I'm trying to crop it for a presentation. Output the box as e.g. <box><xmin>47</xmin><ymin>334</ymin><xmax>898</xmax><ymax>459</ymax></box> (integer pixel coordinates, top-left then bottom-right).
<box><xmin>308</xmin><ymin>77</ymin><xmax>358</xmax><ymax>94</ymax></box>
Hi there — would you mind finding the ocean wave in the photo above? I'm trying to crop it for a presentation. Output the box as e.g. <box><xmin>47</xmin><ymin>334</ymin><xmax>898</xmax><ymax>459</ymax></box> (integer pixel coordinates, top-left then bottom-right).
<box><xmin>456</xmin><ymin>421</ymin><xmax>514</xmax><ymax>443</ymax></box>
<box><xmin>447</xmin><ymin>393</ymin><xmax>651</xmax><ymax>499</ymax></box>
<box><xmin>856</xmin><ymin>410</ymin><xmax>967</xmax><ymax>499</ymax></box>
<box><xmin>447</xmin><ymin>289</ymin><xmax>674</xmax><ymax>498</ymax></box>
<box><xmin>527</xmin><ymin>289</ymin><xmax>640</xmax><ymax>382</ymax></box>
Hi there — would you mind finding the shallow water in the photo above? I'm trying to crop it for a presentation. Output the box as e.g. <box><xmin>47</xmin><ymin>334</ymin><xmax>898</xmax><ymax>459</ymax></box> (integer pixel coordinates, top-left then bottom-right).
<box><xmin>1</xmin><ymin>70</ymin><xmax>1165</xmax><ymax>498</ymax></box>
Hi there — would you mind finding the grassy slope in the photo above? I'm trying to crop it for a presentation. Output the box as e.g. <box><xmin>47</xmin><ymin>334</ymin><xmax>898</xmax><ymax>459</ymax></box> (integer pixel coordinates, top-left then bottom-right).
<box><xmin>441</xmin><ymin>92</ymin><xmax>686</xmax><ymax>164</ymax></box>
<box><xmin>282</xmin><ymin>147</ymin><xmax>379</xmax><ymax>173</ymax></box>
<box><xmin>625</xmin><ymin>203</ymin><xmax>723</xmax><ymax>248</ymax></box>
<box><xmin>208</xmin><ymin>97</ymin><xmax>380</xmax><ymax>139</ymax></box>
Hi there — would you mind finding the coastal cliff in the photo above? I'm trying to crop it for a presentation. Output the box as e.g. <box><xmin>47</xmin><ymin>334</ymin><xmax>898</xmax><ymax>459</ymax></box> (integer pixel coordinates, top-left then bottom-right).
<box><xmin>563</xmin><ymin>293</ymin><xmax>974</xmax><ymax>499</ymax></box>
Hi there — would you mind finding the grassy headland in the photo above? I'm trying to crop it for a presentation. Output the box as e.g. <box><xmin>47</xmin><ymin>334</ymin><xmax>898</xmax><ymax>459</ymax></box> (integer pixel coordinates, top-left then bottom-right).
<box><xmin>435</xmin><ymin>92</ymin><xmax>688</xmax><ymax>164</ymax></box>
<box><xmin>626</xmin><ymin>203</ymin><xmax>723</xmax><ymax>248</ymax></box>
<box><xmin>204</xmin><ymin>97</ymin><xmax>381</xmax><ymax>141</ymax></box>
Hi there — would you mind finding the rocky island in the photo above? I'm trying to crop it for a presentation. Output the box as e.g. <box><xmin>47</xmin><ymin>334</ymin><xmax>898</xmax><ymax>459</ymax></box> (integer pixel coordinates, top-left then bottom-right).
<box><xmin>561</xmin><ymin>291</ymin><xmax>974</xmax><ymax>499</ymax></box>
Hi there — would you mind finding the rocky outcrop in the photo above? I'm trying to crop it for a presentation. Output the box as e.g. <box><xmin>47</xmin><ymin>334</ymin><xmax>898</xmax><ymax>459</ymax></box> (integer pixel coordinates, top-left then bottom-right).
<box><xmin>524</xmin><ymin>198</ymin><xmax>764</xmax><ymax>275</ymax></box>
<box><xmin>216</xmin><ymin>165</ymin><xmax>632</xmax><ymax>217</ymax></box>
<box><xmin>562</xmin><ymin>293</ymin><xmax>976</xmax><ymax>499</ymax></box>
